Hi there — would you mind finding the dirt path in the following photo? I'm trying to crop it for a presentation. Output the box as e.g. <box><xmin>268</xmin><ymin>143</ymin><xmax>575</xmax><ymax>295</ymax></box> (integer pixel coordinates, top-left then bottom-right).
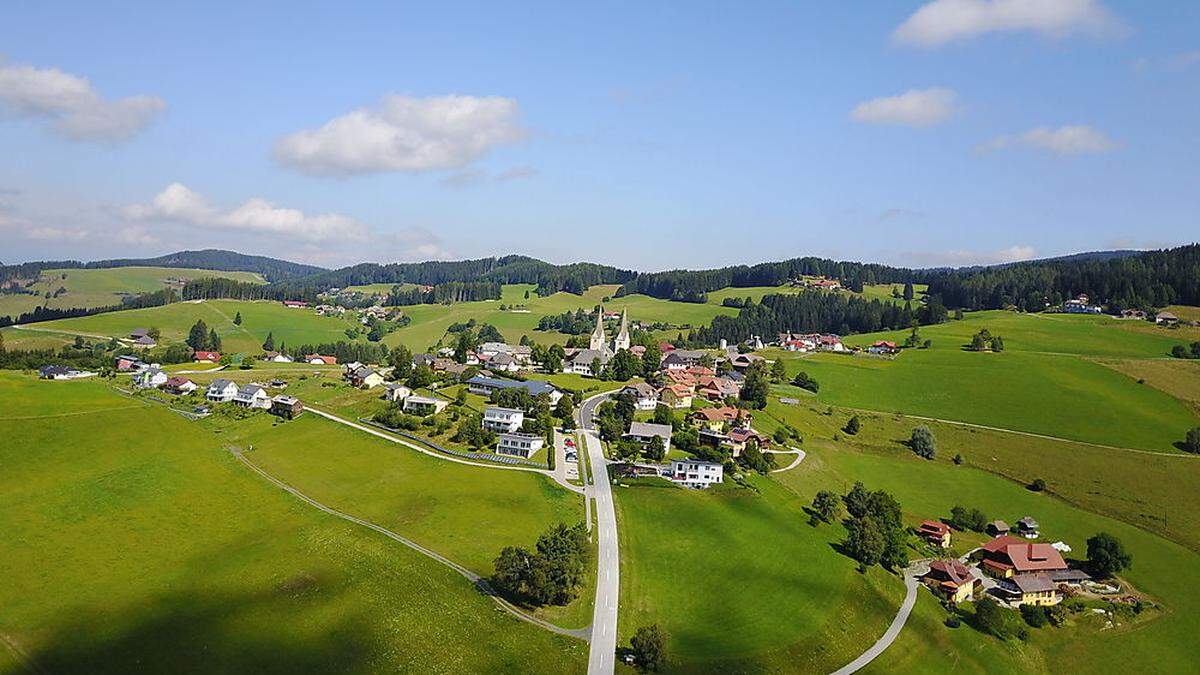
<box><xmin>231</xmin><ymin>447</ymin><xmax>590</xmax><ymax>641</ymax></box>
<box><xmin>766</xmin><ymin>446</ymin><xmax>806</xmax><ymax>473</ymax></box>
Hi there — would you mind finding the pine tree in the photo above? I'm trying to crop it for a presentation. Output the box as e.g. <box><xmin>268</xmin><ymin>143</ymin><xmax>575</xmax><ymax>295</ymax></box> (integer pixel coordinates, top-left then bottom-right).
<box><xmin>234</xmin><ymin>311</ymin><xmax>242</xmax><ymax>325</ymax></box>
<box><xmin>263</xmin><ymin>331</ymin><xmax>275</xmax><ymax>351</ymax></box>
<box><xmin>208</xmin><ymin>329</ymin><xmax>222</xmax><ymax>351</ymax></box>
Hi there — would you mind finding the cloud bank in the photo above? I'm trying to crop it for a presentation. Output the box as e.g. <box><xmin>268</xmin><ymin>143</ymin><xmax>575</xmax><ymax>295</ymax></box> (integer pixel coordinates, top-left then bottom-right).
<box><xmin>979</xmin><ymin>125</ymin><xmax>1119</xmax><ymax>155</ymax></box>
<box><xmin>851</xmin><ymin>88</ymin><xmax>958</xmax><ymax>127</ymax></box>
<box><xmin>893</xmin><ymin>0</ymin><xmax>1122</xmax><ymax>48</ymax></box>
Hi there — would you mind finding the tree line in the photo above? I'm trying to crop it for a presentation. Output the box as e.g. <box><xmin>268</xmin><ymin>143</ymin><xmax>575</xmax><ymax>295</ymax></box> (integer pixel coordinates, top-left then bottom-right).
<box><xmin>384</xmin><ymin>281</ymin><xmax>502</xmax><ymax>305</ymax></box>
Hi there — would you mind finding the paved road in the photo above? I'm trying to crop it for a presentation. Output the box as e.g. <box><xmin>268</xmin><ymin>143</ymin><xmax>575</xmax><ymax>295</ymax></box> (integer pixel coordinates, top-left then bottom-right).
<box><xmin>578</xmin><ymin>392</ymin><xmax>619</xmax><ymax>675</ymax></box>
<box><xmin>766</xmin><ymin>446</ymin><xmax>806</xmax><ymax>473</ymax></box>
<box><xmin>830</xmin><ymin>563</ymin><xmax>926</xmax><ymax>674</ymax></box>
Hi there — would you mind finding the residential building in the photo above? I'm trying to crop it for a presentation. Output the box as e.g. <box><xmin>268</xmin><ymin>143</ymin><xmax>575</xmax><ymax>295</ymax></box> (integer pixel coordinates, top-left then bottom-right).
<box><xmin>496</xmin><ymin>432</ymin><xmax>544</xmax><ymax>459</ymax></box>
<box><xmin>1119</xmin><ymin>309</ymin><xmax>1147</xmax><ymax>320</ymax></box>
<box><xmin>270</xmin><ymin>395</ymin><xmax>305</xmax><ymax>419</ymax></box>
<box><xmin>281</xmin><ymin>300</ymin><xmax>309</xmax><ymax>308</ymax></box>
<box><xmin>206</xmin><ymin>378</ymin><xmax>239</xmax><ymax>402</ymax></box>
<box><xmin>483</xmin><ymin>406</ymin><xmax>525</xmax><ymax>433</ymax></box>
<box><xmin>1002</xmin><ymin>573</ymin><xmax>1061</xmax><ymax>607</ymax></box>
<box><xmin>132</xmin><ymin>336</ymin><xmax>157</xmax><ymax>348</ymax></box>
<box><xmin>979</xmin><ymin>536</ymin><xmax>1068</xmax><ymax>580</ymax></box>
<box><xmin>623</xmin><ymin>421</ymin><xmax>672</xmax><ymax>453</ymax></box>
<box><xmin>263</xmin><ymin>351</ymin><xmax>294</xmax><ymax>363</ymax></box>
<box><xmin>619</xmin><ymin>382</ymin><xmax>659</xmax><ymax>410</ymax></box>
<box><xmin>38</xmin><ymin>365</ymin><xmax>95</xmax><ymax>380</ymax></box>
<box><xmin>568</xmin><ymin>348</ymin><xmax>608</xmax><ymax>376</ymax></box>
<box><xmin>347</xmin><ymin>365</ymin><xmax>385</xmax><ymax>389</ymax></box>
<box><xmin>917</xmin><ymin>520</ymin><xmax>952</xmax><ymax>548</ymax></box>
<box><xmin>726</xmin><ymin>427</ymin><xmax>770</xmax><ymax>454</ymax></box>
<box><xmin>130</xmin><ymin>328</ymin><xmax>150</xmax><ymax>339</ymax></box>
<box><xmin>1016</xmin><ymin>516</ymin><xmax>1040</xmax><ymax>539</ymax></box>
<box><xmin>465</xmin><ymin>375</ymin><xmax>563</xmax><ymax>405</ymax></box>
<box><xmin>691</xmin><ymin>406</ymin><xmax>750</xmax><ymax>431</ymax></box>
<box><xmin>728</xmin><ymin>353</ymin><xmax>764</xmax><ymax>371</ymax></box>
<box><xmin>133</xmin><ymin>367</ymin><xmax>168</xmax><ymax>389</ymax></box>
<box><xmin>867</xmin><ymin>341</ymin><xmax>899</xmax><ymax>355</ymax></box>
<box><xmin>307</xmin><ymin>354</ymin><xmax>337</xmax><ymax>365</ymax></box>
<box><xmin>383</xmin><ymin>383</ymin><xmax>412</xmax><ymax>403</ymax></box>
<box><xmin>115</xmin><ymin>355</ymin><xmax>145</xmax><ymax>372</ymax></box>
<box><xmin>659</xmin><ymin>384</ymin><xmax>694</xmax><ymax>409</ymax></box>
<box><xmin>192</xmin><ymin>351</ymin><xmax>221</xmax><ymax>363</ymax></box>
<box><xmin>402</xmin><ymin>395</ymin><xmax>448</xmax><ymax>416</ymax></box>
<box><xmin>923</xmin><ymin>559</ymin><xmax>976</xmax><ymax>603</ymax></box>
<box><xmin>696</xmin><ymin>376</ymin><xmax>739</xmax><ymax>401</ymax></box>
<box><xmin>661</xmin><ymin>350</ymin><xmax>706</xmax><ymax>370</ymax></box>
<box><xmin>987</xmin><ymin>520</ymin><xmax>1010</xmax><ymax>536</ymax></box>
<box><xmin>163</xmin><ymin>376</ymin><xmax>198</xmax><ymax>395</ymax></box>
<box><xmin>1063</xmin><ymin>295</ymin><xmax>1102</xmax><ymax>314</ymax></box>
<box><xmin>667</xmin><ymin>459</ymin><xmax>724</xmax><ymax>489</ymax></box>
<box><xmin>1155</xmin><ymin>311</ymin><xmax>1179</xmax><ymax>325</ymax></box>
<box><xmin>234</xmin><ymin>384</ymin><xmax>271</xmax><ymax>409</ymax></box>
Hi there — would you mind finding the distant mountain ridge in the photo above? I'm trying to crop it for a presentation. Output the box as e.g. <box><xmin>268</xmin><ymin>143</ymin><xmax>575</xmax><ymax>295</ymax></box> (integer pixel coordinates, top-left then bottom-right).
<box><xmin>1</xmin><ymin>249</ymin><xmax>325</xmax><ymax>283</ymax></box>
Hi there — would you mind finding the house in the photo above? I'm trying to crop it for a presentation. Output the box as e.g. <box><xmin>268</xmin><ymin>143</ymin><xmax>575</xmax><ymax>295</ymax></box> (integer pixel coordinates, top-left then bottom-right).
<box><xmin>623</xmin><ymin>421</ymin><xmax>672</xmax><ymax>453</ymax></box>
<box><xmin>402</xmin><ymin>395</ymin><xmax>449</xmax><ymax>416</ymax></box>
<box><xmin>383</xmin><ymin>383</ymin><xmax>412</xmax><ymax>403</ymax></box>
<box><xmin>690</xmin><ymin>406</ymin><xmax>749</xmax><ymax>431</ymax></box>
<box><xmin>206</xmin><ymin>378</ymin><xmax>239</xmax><ymax>402</ymax></box>
<box><xmin>306</xmin><ymin>354</ymin><xmax>337</xmax><ymax>365</ymax></box>
<box><xmin>1016</xmin><ymin>516</ymin><xmax>1040</xmax><ymax>538</ymax></box>
<box><xmin>347</xmin><ymin>366</ymin><xmax>385</xmax><ymax>389</ymax></box>
<box><xmin>979</xmin><ymin>536</ymin><xmax>1068</xmax><ymax>580</ymax></box>
<box><xmin>483</xmin><ymin>352</ymin><xmax>520</xmax><ymax>373</ymax></box>
<box><xmin>163</xmin><ymin>376</ymin><xmax>198</xmax><ymax>395</ymax></box>
<box><xmin>412</xmin><ymin>353</ymin><xmax>436</xmax><ymax>369</ymax></box>
<box><xmin>192</xmin><ymin>351</ymin><xmax>221</xmax><ymax>363</ymax></box>
<box><xmin>281</xmin><ymin>300</ymin><xmax>309</xmax><ymax>308</ymax></box>
<box><xmin>923</xmin><ymin>559</ymin><xmax>977</xmax><ymax>603</ymax></box>
<box><xmin>496</xmin><ymin>432</ymin><xmax>544</xmax><ymax>459</ymax></box>
<box><xmin>132</xmin><ymin>336</ymin><xmax>157</xmax><ymax>348</ymax></box>
<box><xmin>662</xmin><ymin>369</ymin><xmax>699</xmax><ymax>388</ymax></box>
<box><xmin>465</xmin><ymin>375</ymin><xmax>563</xmax><ymax>405</ymax></box>
<box><xmin>659</xmin><ymin>384</ymin><xmax>694</xmax><ymax>409</ymax></box>
<box><xmin>38</xmin><ymin>365</ymin><xmax>95</xmax><ymax>380</ymax></box>
<box><xmin>568</xmin><ymin>348</ymin><xmax>608</xmax><ymax>376</ymax></box>
<box><xmin>234</xmin><ymin>384</ymin><xmax>271</xmax><ymax>409</ymax></box>
<box><xmin>1119</xmin><ymin>309</ymin><xmax>1147</xmax><ymax>320</ymax></box>
<box><xmin>661</xmin><ymin>350</ymin><xmax>706</xmax><ymax>371</ymax></box>
<box><xmin>1062</xmin><ymin>295</ymin><xmax>1102</xmax><ymax>314</ymax></box>
<box><xmin>1155</xmin><ymin>311</ymin><xmax>1179</xmax><ymax>325</ymax></box>
<box><xmin>270</xmin><ymin>395</ymin><xmax>305</xmax><ymax>419</ymax></box>
<box><xmin>483</xmin><ymin>406</ymin><xmax>525</xmax><ymax>433</ymax></box>
<box><xmin>696</xmin><ymin>376</ymin><xmax>740</xmax><ymax>401</ymax></box>
<box><xmin>917</xmin><ymin>520</ymin><xmax>952</xmax><ymax>548</ymax></box>
<box><xmin>619</xmin><ymin>382</ymin><xmax>659</xmax><ymax>410</ymax></box>
<box><xmin>263</xmin><ymin>351</ymin><xmax>294</xmax><ymax>363</ymax></box>
<box><xmin>133</xmin><ymin>367</ymin><xmax>168</xmax><ymax>389</ymax></box>
<box><xmin>986</xmin><ymin>520</ymin><xmax>1011</xmax><ymax>536</ymax></box>
<box><xmin>867</xmin><ymin>341</ymin><xmax>899</xmax><ymax>355</ymax></box>
<box><xmin>115</xmin><ymin>355</ymin><xmax>145</xmax><ymax>372</ymax></box>
<box><xmin>1000</xmin><ymin>573</ymin><xmax>1061</xmax><ymax>607</ymax></box>
<box><xmin>726</xmin><ymin>427</ymin><xmax>770</xmax><ymax>454</ymax></box>
<box><xmin>666</xmin><ymin>459</ymin><xmax>724</xmax><ymax>489</ymax></box>
<box><xmin>728</xmin><ymin>353</ymin><xmax>764</xmax><ymax>371</ymax></box>
<box><xmin>130</xmin><ymin>328</ymin><xmax>150</xmax><ymax>339</ymax></box>
<box><xmin>808</xmin><ymin>278</ymin><xmax>841</xmax><ymax>290</ymax></box>
<box><xmin>818</xmin><ymin>334</ymin><xmax>846</xmax><ymax>352</ymax></box>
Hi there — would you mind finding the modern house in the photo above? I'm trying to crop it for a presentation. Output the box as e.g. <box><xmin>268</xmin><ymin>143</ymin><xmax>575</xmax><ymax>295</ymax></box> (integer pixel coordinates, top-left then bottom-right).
<box><xmin>659</xmin><ymin>384</ymin><xmax>694</xmax><ymax>409</ymax></box>
<box><xmin>402</xmin><ymin>395</ymin><xmax>448</xmax><ymax>416</ymax></box>
<box><xmin>133</xmin><ymin>367</ymin><xmax>168</xmax><ymax>389</ymax></box>
<box><xmin>666</xmin><ymin>459</ymin><xmax>724</xmax><ymax>489</ymax></box>
<box><xmin>923</xmin><ymin>559</ymin><xmax>976</xmax><ymax>603</ymax></box>
<box><xmin>917</xmin><ymin>520</ymin><xmax>952</xmax><ymax>548</ymax></box>
<box><xmin>270</xmin><ymin>395</ymin><xmax>305</xmax><ymax>419</ymax></box>
<box><xmin>206</xmin><ymin>378</ymin><xmax>239</xmax><ymax>402</ymax></box>
<box><xmin>623</xmin><ymin>421</ymin><xmax>672</xmax><ymax>453</ymax></box>
<box><xmin>465</xmin><ymin>375</ymin><xmax>563</xmax><ymax>405</ymax></box>
<box><xmin>192</xmin><ymin>351</ymin><xmax>221</xmax><ymax>363</ymax></box>
<box><xmin>163</xmin><ymin>376</ymin><xmax>198</xmax><ymax>395</ymax></box>
<box><xmin>38</xmin><ymin>365</ymin><xmax>96</xmax><ymax>380</ymax></box>
<box><xmin>383</xmin><ymin>383</ymin><xmax>413</xmax><ymax>403</ymax></box>
<box><xmin>482</xmin><ymin>406</ymin><xmax>525</xmax><ymax>433</ymax></box>
<box><xmin>496</xmin><ymin>432</ymin><xmax>544</xmax><ymax>459</ymax></box>
<box><xmin>234</xmin><ymin>384</ymin><xmax>271</xmax><ymax>409</ymax></box>
<box><xmin>1016</xmin><ymin>516</ymin><xmax>1040</xmax><ymax>539</ymax></box>
<box><xmin>619</xmin><ymin>382</ymin><xmax>659</xmax><ymax>410</ymax></box>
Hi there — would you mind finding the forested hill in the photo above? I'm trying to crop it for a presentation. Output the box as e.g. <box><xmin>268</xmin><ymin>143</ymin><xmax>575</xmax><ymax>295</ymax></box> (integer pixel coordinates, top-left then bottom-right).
<box><xmin>0</xmin><ymin>249</ymin><xmax>325</xmax><ymax>284</ymax></box>
<box><xmin>927</xmin><ymin>244</ymin><xmax>1200</xmax><ymax>312</ymax></box>
<box><xmin>270</xmin><ymin>255</ymin><xmax>636</xmax><ymax>296</ymax></box>
<box><xmin>615</xmin><ymin>257</ymin><xmax>928</xmax><ymax>303</ymax></box>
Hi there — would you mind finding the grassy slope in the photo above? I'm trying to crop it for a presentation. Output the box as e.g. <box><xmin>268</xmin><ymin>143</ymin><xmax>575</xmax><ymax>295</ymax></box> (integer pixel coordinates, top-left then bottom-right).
<box><xmin>0</xmin><ymin>266</ymin><xmax>264</xmax><ymax>317</ymax></box>
<box><xmin>0</xmin><ymin>373</ymin><xmax>585</xmax><ymax>673</ymax></box>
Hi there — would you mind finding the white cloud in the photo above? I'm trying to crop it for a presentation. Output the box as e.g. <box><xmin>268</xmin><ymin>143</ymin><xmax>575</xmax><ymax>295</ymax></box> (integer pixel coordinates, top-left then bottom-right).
<box><xmin>851</xmin><ymin>88</ymin><xmax>957</xmax><ymax>127</ymax></box>
<box><xmin>125</xmin><ymin>183</ymin><xmax>369</xmax><ymax>242</ymax></box>
<box><xmin>979</xmin><ymin>125</ymin><xmax>1119</xmax><ymax>155</ymax></box>
<box><xmin>441</xmin><ymin>164</ymin><xmax>539</xmax><ymax>188</ymax></box>
<box><xmin>893</xmin><ymin>0</ymin><xmax>1122</xmax><ymax>48</ymax></box>
<box><xmin>0</xmin><ymin>62</ymin><xmax>165</xmax><ymax>142</ymax></box>
<box><xmin>274</xmin><ymin>94</ymin><xmax>525</xmax><ymax>176</ymax></box>
<box><xmin>26</xmin><ymin>226</ymin><xmax>90</xmax><ymax>242</ymax></box>
<box><xmin>908</xmin><ymin>245</ymin><xmax>1037</xmax><ymax>267</ymax></box>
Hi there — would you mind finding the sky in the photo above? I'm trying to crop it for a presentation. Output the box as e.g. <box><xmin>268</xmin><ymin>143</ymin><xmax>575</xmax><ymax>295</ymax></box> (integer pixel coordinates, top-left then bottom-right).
<box><xmin>1</xmin><ymin>1</ymin><xmax>1198</xmax><ymax>271</ymax></box>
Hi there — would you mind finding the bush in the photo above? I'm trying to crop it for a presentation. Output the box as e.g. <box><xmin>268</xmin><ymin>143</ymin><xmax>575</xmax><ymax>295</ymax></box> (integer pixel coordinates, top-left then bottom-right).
<box><xmin>1087</xmin><ymin>532</ymin><xmax>1132</xmax><ymax>578</ymax></box>
<box><xmin>1184</xmin><ymin>427</ymin><xmax>1200</xmax><ymax>454</ymax></box>
<box><xmin>844</xmin><ymin>415</ymin><xmax>861</xmax><ymax>435</ymax></box>
<box><xmin>909</xmin><ymin>425</ymin><xmax>936</xmax><ymax>459</ymax></box>
<box><xmin>1028</xmin><ymin>478</ymin><xmax>1046</xmax><ymax>492</ymax></box>
<box><xmin>1021</xmin><ymin>604</ymin><xmax>1049</xmax><ymax>627</ymax></box>
<box><xmin>630</xmin><ymin>624</ymin><xmax>666</xmax><ymax>671</ymax></box>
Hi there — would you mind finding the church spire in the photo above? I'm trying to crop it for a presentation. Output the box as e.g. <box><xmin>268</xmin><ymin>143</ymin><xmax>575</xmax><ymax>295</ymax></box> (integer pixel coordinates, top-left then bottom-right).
<box><xmin>614</xmin><ymin>308</ymin><xmax>631</xmax><ymax>351</ymax></box>
<box><xmin>589</xmin><ymin>305</ymin><xmax>606</xmax><ymax>351</ymax></box>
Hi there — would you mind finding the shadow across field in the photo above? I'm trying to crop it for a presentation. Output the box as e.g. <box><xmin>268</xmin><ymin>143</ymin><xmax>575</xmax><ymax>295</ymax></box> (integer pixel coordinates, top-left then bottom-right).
<box><xmin>22</xmin><ymin>586</ymin><xmax>374</xmax><ymax>674</ymax></box>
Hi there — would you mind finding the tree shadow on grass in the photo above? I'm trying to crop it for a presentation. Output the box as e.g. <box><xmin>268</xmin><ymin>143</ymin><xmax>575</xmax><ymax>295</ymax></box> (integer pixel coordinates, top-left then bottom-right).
<box><xmin>24</xmin><ymin>585</ymin><xmax>375</xmax><ymax>675</ymax></box>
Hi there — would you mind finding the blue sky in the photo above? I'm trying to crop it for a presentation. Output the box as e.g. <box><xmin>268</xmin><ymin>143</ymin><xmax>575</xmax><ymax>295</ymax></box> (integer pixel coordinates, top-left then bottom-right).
<box><xmin>1</xmin><ymin>1</ymin><xmax>1197</xmax><ymax>270</ymax></box>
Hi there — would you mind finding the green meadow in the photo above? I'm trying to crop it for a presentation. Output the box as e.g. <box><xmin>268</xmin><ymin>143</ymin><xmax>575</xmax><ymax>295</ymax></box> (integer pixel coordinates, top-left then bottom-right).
<box><xmin>0</xmin><ymin>373</ymin><xmax>585</xmax><ymax>673</ymax></box>
<box><xmin>0</xmin><ymin>266</ymin><xmax>263</xmax><ymax>318</ymax></box>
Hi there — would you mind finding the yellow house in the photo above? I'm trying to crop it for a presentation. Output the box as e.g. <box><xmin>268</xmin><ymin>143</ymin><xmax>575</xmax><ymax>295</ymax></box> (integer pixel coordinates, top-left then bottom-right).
<box><xmin>660</xmin><ymin>385</ymin><xmax>693</xmax><ymax>409</ymax></box>
<box><xmin>1012</xmin><ymin>574</ymin><xmax>1061</xmax><ymax>606</ymax></box>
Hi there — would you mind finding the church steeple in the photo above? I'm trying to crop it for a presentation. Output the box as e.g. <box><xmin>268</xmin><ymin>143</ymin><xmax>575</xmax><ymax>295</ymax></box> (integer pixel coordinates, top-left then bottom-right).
<box><xmin>589</xmin><ymin>305</ymin><xmax>606</xmax><ymax>351</ymax></box>
<box><xmin>614</xmin><ymin>308</ymin><xmax>631</xmax><ymax>351</ymax></box>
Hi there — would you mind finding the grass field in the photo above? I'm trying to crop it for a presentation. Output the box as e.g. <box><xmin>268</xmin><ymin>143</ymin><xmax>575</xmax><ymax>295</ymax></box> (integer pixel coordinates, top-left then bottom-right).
<box><xmin>0</xmin><ymin>266</ymin><xmax>264</xmax><ymax>318</ymax></box>
<box><xmin>0</xmin><ymin>373</ymin><xmax>586</xmax><ymax>673</ymax></box>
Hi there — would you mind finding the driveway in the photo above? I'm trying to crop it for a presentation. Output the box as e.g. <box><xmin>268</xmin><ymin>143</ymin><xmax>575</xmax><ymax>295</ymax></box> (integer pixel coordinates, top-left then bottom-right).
<box><xmin>577</xmin><ymin>392</ymin><xmax>618</xmax><ymax>675</ymax></box>
<box><xmin>831</xmin><ymin>562</ymin><xmax>926</xmax><ymax>674</ymax></box>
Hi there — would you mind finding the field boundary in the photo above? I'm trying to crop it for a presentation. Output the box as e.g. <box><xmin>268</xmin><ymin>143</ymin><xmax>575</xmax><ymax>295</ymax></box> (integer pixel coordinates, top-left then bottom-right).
<box><xmin>230</xmin><ymin>447</ymin><xmax>591</xmax><ymax>642</ymax></box>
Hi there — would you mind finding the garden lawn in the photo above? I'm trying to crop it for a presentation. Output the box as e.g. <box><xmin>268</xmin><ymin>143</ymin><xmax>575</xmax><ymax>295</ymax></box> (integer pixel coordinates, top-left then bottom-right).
<box><xmin>0</xmin><ymin>374</ymin><xmax>585</xmax><ymax>673</ymax></box>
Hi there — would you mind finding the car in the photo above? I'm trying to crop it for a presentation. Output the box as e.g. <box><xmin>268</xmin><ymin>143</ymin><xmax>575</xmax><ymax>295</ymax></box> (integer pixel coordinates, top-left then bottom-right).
<box><xmin>565</xmin><ymin>438</ymin><xmax>575</xmax><ymax>447</ymax></box>
<box><xmin>566</xmin><ymin>453</ymin><xmax>578</xmax><ymax>462</ymax></box>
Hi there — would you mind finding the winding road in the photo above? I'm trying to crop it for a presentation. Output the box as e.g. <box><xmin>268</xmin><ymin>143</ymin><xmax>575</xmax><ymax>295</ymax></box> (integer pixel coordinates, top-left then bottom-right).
<box><xmin>577</xmin><ymin>392</ymin><xmax>619</xmax><ymax>675</ymax></box>
<box><xmin>831</xmin><ymin>563</ymin><xmax>926</xmax><ymax>674</ymax></box>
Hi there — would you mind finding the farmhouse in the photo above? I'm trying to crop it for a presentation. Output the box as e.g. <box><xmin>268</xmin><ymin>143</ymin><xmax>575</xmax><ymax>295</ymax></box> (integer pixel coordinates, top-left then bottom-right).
<box><xmin>192</xmin><ymin>351</ymin><xmax>221</xmax><ymax>363</ymax></box>
<box><xmin>281</xmin><ymin>300</ymin><xmax>309</xmax><ymax>308</ymax></box>
<box><xmin>133</xmin><ymin>367</ymin><xmax>168</xmax><ymax>389</ymax></box>
<box><xmin>465</xmin><ymin>375</ymin><xmax>563</xmax><ymax>405</ymax></box>
<box><xmin>163</xmin><ymin>376</ymin><xmax>198</xmax><ymax>395</ymax></box>
<box><xmin>402</xmin><ymin>395</ymin><xmax>449</xmax><ymax>416</ymax></box>
<box><xmin>987</xmin><ymin>520</ymin><xmax>1011</xmax><ymax>536</ymax></box>
<box><xmin>979</xmin><ymin>536</ymin><xmax>1068</xmax><ymax>580</ymax></box>
<box><xmin>727</xmin><ymin>353</ymin><xmax>764</xmax><ymax>371</ymax></box>
<box><xmin>1119</xmin><ymin>309</ymin><xmax>1147</xmax><ymax>320</ymax></box>
<box><xmin>691</xmin><ymin>406</ymin><xmax>750</xmax><ymax>431</ymax></box>
<box><xmin>132</xmin><ymin>336</ymin><xmax>157</xmax><ymax>348</ymax></box>
<box><xmin>234</xmin><ymin>384</ymin><xmax>271</xmax><ymax>409</ymax></box>
<box><xmin>307</xmin><ymin>354</ymin><xmax>337</xmax><ymax>365</ymax></box>
<box><xmin>867</xmin><ymin>341</ymin><xmax>899</xmax><ymax>355</ymax></box>
<box><xmin>270</xmin><ymin>395</ymin><xmax>304</xmax><ymax>419</ymax></box>
<box><xmin>917</xmin><ymin>520</ymin><xmax>952</xmax><ymax>548</ymax></box>
<box><xmin>383</xmin><ymin>383</ymin><xmax>412</xmax><ymax>402</ymax></box>
<box><xmin>661</xmin><ymin>350</ymin><xmax>706</xmax><ymax>370</ymax></box>
<box><xmin>482</xmin><ymin>406</ymin><xmax>525</xmax><ymax>433</ymax></box>
<box><xmin>619</xmin><ymin>382</ymin><xmax>659</xmax><ymax>410</ymax></box>
<box><xmin>115</xmin><ymin>355</ymin><xmax>145</xmax><ymax>372</ymax></box>
<box><xmin>659</xmin><ymin>384</ymin><xmax>694</xmax><ymax>409</ymax></box>
<box><xmin>667</xmin><ymin>459</ymin><xmax>724</xmax><ymax>489</ymax></box>
<box><xmin>1063</xmin><ymin>295</ymin><xmax>1102</xmax><ymax>314</ymax></box>
<box><xmin>1155</xmin><ymin>311</ymin><xmax>1179</xmax><ymax>325</ymax></box>
<box><xmin>623</xmin><ymin>421</ymin><xmax>672</xmax><ymax>453</ymax></box>
<box><xmin>496</xmin><ymin>432</ymin><xmax>544</xmax><ymax>459</ymax></box>
<box><xmin>130</xmin><ymin>328</ymin><xmax>150</xmax><ymax>339</ymax></box>
<box><xmin>1016</xmin><ymin>516</ymin><xmax>1040</xmax><ymax>538</ymax></box>
<box><xmin>923</xmin><ymin>559</ymin><xmax>976</xmax><ymax>603</ymax></box>
<box><xmin>998</xmin><ymin>573</ymin><xmax>1061</xmax><ymax>607</ymax></box>
<box><xmin>206</xmin><ymin>378</ymin><xmax>239</xmax><ymax>402</ymax></box>
<box><xmin>263</xmin><ymin>351</ymin><xmax>294</xmax><ymax>363</ymax></box>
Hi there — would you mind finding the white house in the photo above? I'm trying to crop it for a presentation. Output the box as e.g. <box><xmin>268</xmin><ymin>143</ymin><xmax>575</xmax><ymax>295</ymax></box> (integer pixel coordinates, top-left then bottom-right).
<box><xmin>496</xmin><ymin>432</ymin><xmax>544</xmax><ymax>459</ymax></box>
<box><xmin>384</xmin><ymin>383</ymin><xmax>413</xmax><ymax>403</ymax></box>
<box><xmin>206</xmin><ymin>378</ymin><xmax>239</xmax><ymax>402</ymax></box>
<box><xmin>623</xmin><ymin>421</ymin><xmax>672</xmax><ymax>453</ymax></box>
<box><xmin>234</xmin><ymin>384</ymin><xmax>271</xmax><ymax>409</ymax></box>
<box><xmin>264</xmin><ymin>352</ymin><xmax>294</xmax><ymax>363</ymax></box>
<box><xmin>619</xmin><ymin>382</ymin><xmax>659</xmax><ymax>410</ymax></box>
<box><xmin>402</xmin><ymin>395</ymin><xmax>448</xmax><ymax>416</ymax></box>
<box><xmin>133</xmin><ymin>367</ymin><xmax>168</xmax><ymax>389</ymax></box>
<box><xmin>667</xmin><ymin>459</ymin><xmax>724</xmax><ymax>489</ymax></box>
<box><xmin>483</xmin><ymin>406</ymin><xmax>525</xmax><ymax>433</ymax></box>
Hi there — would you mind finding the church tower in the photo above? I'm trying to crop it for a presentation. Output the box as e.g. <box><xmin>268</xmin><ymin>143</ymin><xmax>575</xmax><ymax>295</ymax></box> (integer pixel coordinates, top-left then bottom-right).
<box><xmin>613</xmin><ymin>308</ymin><xmax>631</xmax><ymax>351</ymax></box>
<box><xmin>589</xmin><ymin>305</ymin><xmax>607</xmax><ymax>351</ymax></box>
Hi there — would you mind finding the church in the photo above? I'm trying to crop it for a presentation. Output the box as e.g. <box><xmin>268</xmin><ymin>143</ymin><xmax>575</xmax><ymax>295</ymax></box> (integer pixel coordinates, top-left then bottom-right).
<box><xmin>567</xmin><ymin>306</ymin><xmax>631</xmax><ymax>375</ymax></box>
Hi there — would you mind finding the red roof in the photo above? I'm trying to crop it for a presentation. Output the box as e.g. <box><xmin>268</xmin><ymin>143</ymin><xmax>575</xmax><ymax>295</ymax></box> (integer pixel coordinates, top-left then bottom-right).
<box><xmin>927</xmin><ymin>559</ymin><xmax>972</xmax><ymax>586</ymax></box>
<box><xmin>872</xmin><ymin>340</ymin><xmax>898</xmax><ymax>348</ymax></box>
<box><xmin>164</xmin><ymin>376</ymin><xmax>193</xmax><ymax>388</ymax></box>
<box><xmin>658</xmin><ymin>342</ymin><xmax>675</xmax><ymax>352</ymax></box>
<box><xmin>306</xmin><ymin>354</ymin><xmax>337</xmax><ymax>365</ymax></box>
<box><xmin>282</xmin><ymin>300</ymin><xmax>309</xmax><ymax>307</ymax></box>
<box><xmin>981</xmin><ymin>535</ymin><xmax>1026</xmax><ymax>554</ymax></box>
<box><xmin>692</xmin><ymin>406</ymin><xmax>743</xmax><ymax>422</ymax></box>
<box><xmin>918</xmin><ymin>520</ymin><xmax>951</xmax><ymax>536</ymax></box>
<box><xmin>1003</xmin><ymin>543</ymin><xmax>1068</xmax><ymax>573</ymax></box>
<box><xmin>193</xmin><ymin>351</ymin><xmax>220</xmax><ymax>361</ymax></box>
